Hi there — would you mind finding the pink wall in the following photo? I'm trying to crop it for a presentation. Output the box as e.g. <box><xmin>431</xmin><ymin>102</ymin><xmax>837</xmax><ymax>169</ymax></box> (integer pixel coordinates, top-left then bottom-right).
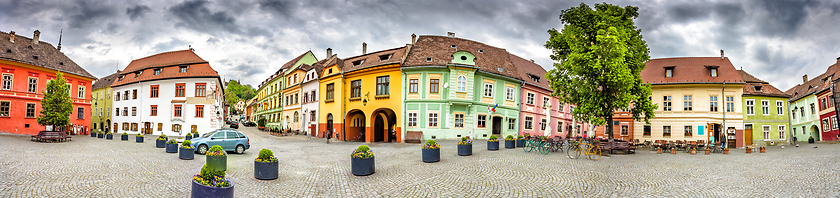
<box><xmin>519</xmin><ymin>84</ymin><xmax>590</xmax><ymax>138</ymax></box>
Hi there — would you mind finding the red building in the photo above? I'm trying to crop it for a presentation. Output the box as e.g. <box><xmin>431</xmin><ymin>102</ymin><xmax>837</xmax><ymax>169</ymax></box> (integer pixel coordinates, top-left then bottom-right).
<box><xmin>816</xmin><ymin>83</ymin><xmax>839</xmax><ymax>141</ymax></box>
<box><xmin>595</xmin><ymin>111</ymin><xmax>635</xmax><ymax>141</ymax></box>
<box><xmin>0</xmin><ymin>30</ymin><xmax>96</xmax><ymax>135</ymax></box>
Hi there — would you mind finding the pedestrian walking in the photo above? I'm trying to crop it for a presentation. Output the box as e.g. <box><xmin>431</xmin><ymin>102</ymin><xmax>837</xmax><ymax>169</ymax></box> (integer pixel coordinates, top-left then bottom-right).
<box><xmin>326</xmin><ymin>130</ymin><xmax>332</xmax><ymax>144</ymax></box>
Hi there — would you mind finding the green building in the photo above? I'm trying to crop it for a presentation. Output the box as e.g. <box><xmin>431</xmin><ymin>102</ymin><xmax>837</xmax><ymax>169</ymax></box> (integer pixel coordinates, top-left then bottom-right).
<box><xmin>738</xmin><ymin>70</ymin><xmax>791</xmax><ymax>146</ymax></box>
<box><xmin>254</xmin><ymin>51</ymin><xmax>317</xmax><ymax>130</ymax></box>
<box><xmin>401</xmin><ymin>35</ymin><xmax>521</xmax><ymax>140</ymax></box>
<box><xmin>90</xmin><ymin>71</ymin><xmax>119</xmax><ymax>133</ymax></box>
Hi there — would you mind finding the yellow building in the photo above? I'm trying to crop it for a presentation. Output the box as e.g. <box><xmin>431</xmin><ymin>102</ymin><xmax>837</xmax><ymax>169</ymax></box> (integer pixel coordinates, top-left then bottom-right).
<box><xmin>90</xmin><ymin>71</ymin><xmax>119</xmax><ymax>132</ymax></box>
<box><xmin>319</xmin><ymin>56</ymin><xmax>345</xmax><ymax>139</ymax></box>
<box><xmin>254</xmin><ymin>51</ymin><xmax>317</xmax><ymax>129</ymax></box>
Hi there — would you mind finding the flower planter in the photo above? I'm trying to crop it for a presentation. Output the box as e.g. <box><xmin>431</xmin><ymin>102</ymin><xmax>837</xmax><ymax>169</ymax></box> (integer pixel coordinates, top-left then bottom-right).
<box><xmin>106</xmin><ymin>134</ymin><xmax>113</xmax><ymax>140</ymax></box>
<box><xmin>185</xmin><ymin>135</ymin><xmax>192</xmax><ymax>140</ymax></box>
<box><xmin>207</xmin><ymin>155</ymin><xmax>227</xmax><ymax>171</ymax></box>
<box><xmin>254</xmin><ymin>161</ymin><xmax>279</xmax><ymax>180</ymax></box>
<box><xmin>760</xmin><ymin>147</ymin><xmax>766</xmax><ymax>153</ymax></box>
<box><xmin>91</xmin><ymin>133</ymin><xmax>96</xmax><ymax>137</ymax></box>
<box><xmin>351</xmin><ymin>157</ymin><xmax>375</xmax><ymax>176</ymax></box>
<box><xmin>505</xmin><ymin>140</ymin><xmax>515</xmax><ymax>149</ymax></box>
<box><xmin>180</xmin><ymin>147</ymin><xmax>194</xmax><ymax>160</ymax></box>
<box><xmin>458</xmin><ymin>144</ymin><xmax>472</xmax><ymax>156</ymax></box>
<box><xmin>156</xmin><ymin>139</ymin><xmax>166</xmax><ymax>148</ymax></box>
<box><xmin>723</xmin><ymin>150</ymin><xmax>729</xmax><ymax>154</ymax></box>
<box><xmin>746</xmin><ymin>149</ymin><xmax>752</xmax><ymax>154</ymax></box>
<box><xmin>193</xmin><ymin>133</ymin><xmax>199</xmax><ymax>138</ymax></box>
<box><xmin>487</xmin><ymin>141</ymin><xmax>499</xmax><ymax>151</ymax></box>
<box><xmin>657</xmin><ymin>148</ymin><xmax>662</xmax><ymax>154</ymax></box>
<box><xmin>166</xmin><ymin>144</ymin><xmax>178</xmax><ymax>153</ymax></box>
<box><xmin>705</xmin><ymin>149</ymin><xmax>710</xmax><ymax>155</ymax></box>
<box><xmin>422</xmin><ymin>148</ymin><xmax>440</xmax><ymax>163</ymax></box>
<box><xmin>809</xmin><ymin>138</ymin><xmax>815</xmax><ymax>143</ymax></box>
<box><xmin>690</xmin><ymin>150</ymin><xmax>696</xmax><ymax>155</ymax></box>
<box><xmin>121</xmin><ymin>135</ymin><xmax>128</xmax><ymax>141</ymax></box>
<box><xmin>98</xmin><ymin>133</ymin><xmax>104</xmax><ymax>138</ymax></box>
<box><xmin>515</xmin><ymin>139</ymin><xmax>524</xmax><ymax>147</ymax></box>
<box><xmin>671</xmin><ymin>149</ymin><xmax>676</xmax><ymax>154</ymax></box>
<box><xmin>136</xmin><ymin>137</ymin><xmax>144</xmax><ymax>143</ymax></box>
<box><xmin>191</xmin><ymin>179</ymin><xmax>234</xmax><ymax>198</ymax></box>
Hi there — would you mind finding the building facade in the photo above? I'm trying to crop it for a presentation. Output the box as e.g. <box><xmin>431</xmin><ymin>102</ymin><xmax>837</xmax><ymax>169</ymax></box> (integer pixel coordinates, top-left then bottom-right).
<box><xmin>636</xmin><ymin>56</ymin><xmax>745</xmax><ymax>148</ymax></box>
<box><xmin>318</xmin><ymin>57</ymin><xmax>345</xmax><ymax>139</ymax></box>
<box><xmin>785</xmin><ymin>63</ymin><xmax>839</xmax><ymax>143</ymax></box>
<box><xmin>738</xmin><ymin>69</ymin><xmax>790</xmax><ymax>146</ymax></box>
<box><xmin>91</xmin><ymin>71</ymin><xmax>119</xmax><ymax>132</ymax></box>
<box><xmin>110</xmin><ymin>50</ymin><xmax>224</xmax><ymax>136</ymax></box>
<box><xmin>300</xmin><ymin>54</ymin><xmax>328</xmax><ymax>137</ymax></box>
<box><xmin>0</xmin><ymin>30</ymin><xmax>96</xmax><ymax>135</ymax></box>
<box><xmin>254</xmin><ymin>51</ymin><xmax>316</xmax><ymax>130</ymax></box>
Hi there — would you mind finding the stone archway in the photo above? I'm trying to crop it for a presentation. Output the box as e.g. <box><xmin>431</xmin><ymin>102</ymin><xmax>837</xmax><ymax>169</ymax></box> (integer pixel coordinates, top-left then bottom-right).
<box><xmin>370</xmin><ymin>108</ymin><xmax>398</xmax><ymax>143</ymax></box>
<box><xmin>345</xmin><ymin>110</ymin><xmax>366</xmax><ymax>141</ymax></box>
<box><xmin>810</xmin><ymin>125</ymin><xmax>821</xmax><ymax>141</ymax></box>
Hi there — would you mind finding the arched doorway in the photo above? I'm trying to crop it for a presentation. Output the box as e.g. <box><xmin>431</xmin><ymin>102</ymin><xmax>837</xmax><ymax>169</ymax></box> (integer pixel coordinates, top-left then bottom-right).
<box><xmin>345</xmin><ymin>110</ymin><xmax>366</xmax><ymax>141</ymax></box>
<box><xmin>326</xmin><ymin>113</ymin><xmax>333</xmax><ymax>138</ymax></box>
<box><xmin>374</xmin><ymin>115</ymin><xmax>385</xmax><ymax>142</ymax></box>
<box><xmin>105</xmin><ymin>120</ymin><xmax>110</xmax><ymax>132</ymax></box>
<box><xmin>810</xmin><ymin>125</ymin><xmax>821</xmax><ymax>141</ymax></box>
<box><xmin>492</xmin><ymin>116</ymin><xmax>503</xmax><ymax>136</ymax></box>
<box><xmin>371</xmin><ymin>108</ymin><xmax>397</xmax><ymax>142</ymax></box>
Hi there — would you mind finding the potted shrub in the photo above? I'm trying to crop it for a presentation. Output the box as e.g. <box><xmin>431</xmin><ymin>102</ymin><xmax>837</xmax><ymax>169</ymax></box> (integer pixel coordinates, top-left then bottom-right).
<box><xmin>136</xmin><ymin>133</ymin><xmax>144</xmax><ymax>143</ymax></box>
<box><xmin>105</xmin><ymin>132</ymin><xmax>113</xmax><ymax>140</ymax></box>
<box><xmin>723</xmin><ymin>148</ymin><xmax>729</xmax><ymax>154</ymax></box>
<box><xmin>657</xmin><ymin>147</ymin><xmax>662</xmax><ymax>154</ymax></box>
<box><xmin>185</xmin><ymin>133</ymin><xmax>193</xmax><ymax>141</ymax></box>
<box><xmin>690</xmin><ymin>147</ymin><xmax>696</xmax><ymax>155</ymax></box>
<box><xmin>192</xmin><ymin>164</ymin><xmax>234</xmax><ymax>198</ymax></box>
<box><xmin>254</xmin><ymin>149</ymin><xmax>278</xmax><ymax>180</ymax></box>
<box><xmin>422</xmin><ymin>140</ymin><xmax>440</xmax><ymax>163</ymax></box>
<box><xmin>193</xmin><ymin>130</ymin><xmax>200</xmax><ymax>138</ymax></box>
<box><xmin>97</xmin><ymin>131</ymin><xmax>104</xmax><ymax>138</ymax></box>
<box><xmin>457</xmin><ymin>137</ymin><xmax>472</xmax><ymax>156</ymax></box>
<box><xmin>156</xmin><ymin>134</ymin><xmax>168</xmax><ymax>148</ymax></box>
<box><xmin>351</xmin><ymin>145</ymin><xmax>375</xmax><ymax>176</ymax></box>
<box><xmin>487</xmin><ymin>135</ymin><xmax>499</xmax><ymax>151</ymax></box>
<box><xmin>206</xmin><ymin>145</ymin><xmax>227</xmax><ymax>171</ymax></box>
<box><xmin>670</xmin><ymin>147</ymin><xmax>676</xmax><ymax>154</ymax></box>
<box><xmin>504</xmin><ymin>135</ymin><xmax>516</xmax><ymax>149</ymax></box>
<box><xmin>759</xmin><ymin>146</ymin><xmax>766</xmax><ymax>153</ymax></box>
<box><xmin>704</xmin><ymin>148</ymin><xmax>710</xmax><ymax>155</ymax></box>
<box><xmin>515</xmin><ymin>135</ymin><xmax>524</xmax><ymax>147</ymax></box>
<box><xmin>166</xmin><ymin>139</ymin><xmax>178</xmax><ymax>153</ymax></box>
<box><xmin>121</xmin><ymin>132</ymin><xmax>129</xmax><ymax>141</ymax></box>
<box><xmin>180</xmin><ymin>140</ymin><xmax>195</xmax><ymax>160</ymax></box>
<box><xmin>808</xmin><ymin>136</ymin><xmax>815</xmax><ymax>143</ymax></box>
<box><xmin>746</xmin><ymin>146</ymin><xmax>752</xmax><ymax>154</ymax></box>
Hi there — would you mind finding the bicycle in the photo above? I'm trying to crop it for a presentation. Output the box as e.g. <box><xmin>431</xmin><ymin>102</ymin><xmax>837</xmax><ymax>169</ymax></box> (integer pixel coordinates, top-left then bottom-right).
<box><xmin>523</xmin><ymin>136</ymin><xmax>550</xmax><ymax>155</ymax></box>
<box><xmin>566</xmin><ymin>140</ymin><xmax>602</xmax><ymax>161</ymax></box>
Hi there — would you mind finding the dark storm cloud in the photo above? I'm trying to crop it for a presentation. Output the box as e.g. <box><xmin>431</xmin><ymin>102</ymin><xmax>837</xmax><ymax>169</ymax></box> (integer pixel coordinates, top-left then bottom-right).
<box><xmin>126</xmin><ymin>5</ymin><xmax>151</xmax><ymax>21</ymax></box>
<box><xmin>754</xmin><ymin>0</ymin><xmax>817</xmax><ymax>37</ymax></box>
<box><xmin>257</xmin><ymin>0</ymin><xmax>297</xmax><ymax>19</ymax></box>
<box><xmin>152</xmin><ymin>38</ymin><xmax>190</xmax><ymax>53</ymax></box>
<box><xmin>66</xmin><ymin>0</ymin><xmax>118</xmax><ymax>29</ymax></box>
<box><xmin>168</xmin><ymin>0</ymin><xmax>242</xmax><ymax>35</ymax></box>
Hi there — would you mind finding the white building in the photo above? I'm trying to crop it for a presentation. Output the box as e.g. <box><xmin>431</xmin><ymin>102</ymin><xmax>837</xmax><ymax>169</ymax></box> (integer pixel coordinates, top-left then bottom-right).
<box><xmin>111</xmin><ymin>49</ymin><xmax>225</xmax><ymax>136</ymax></box>
<box><xmin>300</xmin><ymin>54</ymin><xmax>332</xmax><ymax>137</ymax></box>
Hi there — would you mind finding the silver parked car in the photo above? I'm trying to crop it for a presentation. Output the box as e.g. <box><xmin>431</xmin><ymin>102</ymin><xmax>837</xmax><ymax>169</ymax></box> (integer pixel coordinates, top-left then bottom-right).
<box><xmin>190</xmin><ymin>129</ymin><xmax>251</xmax><ymax>154</ymax></box>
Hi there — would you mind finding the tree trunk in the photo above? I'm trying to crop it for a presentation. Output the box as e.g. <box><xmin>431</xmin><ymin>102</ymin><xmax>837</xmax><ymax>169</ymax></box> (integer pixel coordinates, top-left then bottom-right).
<box><xmin>606</xmin><ymin>114</ymin><xmax>613</xmax><ymax>140</ymax></box>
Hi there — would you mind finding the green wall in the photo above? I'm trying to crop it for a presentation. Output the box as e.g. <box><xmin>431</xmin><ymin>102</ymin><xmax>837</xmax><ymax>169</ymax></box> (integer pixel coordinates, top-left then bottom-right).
<box><xmin>742</xmin><ymin>95</ymin><xmax>790</xmax><ymax>146</ymax></box>
<box><xmin>789</xmin><ymin>95</ymin><xmax>820</xmax><ymax>142</ymax></box>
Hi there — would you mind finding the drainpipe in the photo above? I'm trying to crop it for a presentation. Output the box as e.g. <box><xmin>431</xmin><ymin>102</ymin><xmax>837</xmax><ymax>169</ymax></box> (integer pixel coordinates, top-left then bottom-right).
<box><xmin>833</xmin><ymin>79</ymin><xmax>840</xmax><ymax>142</ymax></box>
<box><xmin>722</xmin><ymin>82</ymin><xmax>726</xmax><ymax>147</ymax></box>
<box><xmin>788</xmin><ymin>100</ymin><xmax>794</xmax><ymax>145</ymax></box>
<box><xmin>342</xmin><ymin>73</ymin><xmax>347</xmax><ymax>142</ymax></box>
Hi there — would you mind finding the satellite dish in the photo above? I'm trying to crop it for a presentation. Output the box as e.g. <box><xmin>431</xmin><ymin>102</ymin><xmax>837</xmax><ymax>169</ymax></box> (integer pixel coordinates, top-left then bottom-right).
<box><xmin>443</xmin><ymin>82</ymin><xmax>449</xmax><ymax>88</ymax></box>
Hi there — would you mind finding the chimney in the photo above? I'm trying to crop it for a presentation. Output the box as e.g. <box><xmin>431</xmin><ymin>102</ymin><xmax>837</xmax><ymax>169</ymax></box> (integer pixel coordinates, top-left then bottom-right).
<box><xmin>362</xmin><ymin>42</ymin><xmax>367</xmax><ymax>54</ymax></box>
<box><xmin>530</xmin><ymin>59</ymin><xmax>535</xmax><ymax>63</ymax></box>
<box><xmin>447</xmin><ymin>32</ymin><xmax>455</xmax><ymax>38</ymax></box>
<box><xmin>836</xmin><ymin>56</ymin><xmax>839</xmax><ymax>64</ymax></box>
<box><xmin>32</xmin><ymin>30</ymin><xmax>40</xmax><ymax>45</ymax></box>
<box><xmin>720</xmin><ymin>49</ymin><xmax>724</xmax><ymax>59</ymax></box>
<box><xmin>326</xmin><ymin>48</ymin><xmax>332</xmax><ymax>58</ymax></box>
<box><xmin>803</xmin><ymin>75</ymin><xmax>808</xmax><ymax>83</ymax></box>
<box><xmin>9</xmin><ymin>31</ymin><xmax>14</xmax><ymax>43</ymax></box>
<box><xmin>411</xmin><ymin>33</ymin><xmax>416</xmax><ymax>45</ymax></box>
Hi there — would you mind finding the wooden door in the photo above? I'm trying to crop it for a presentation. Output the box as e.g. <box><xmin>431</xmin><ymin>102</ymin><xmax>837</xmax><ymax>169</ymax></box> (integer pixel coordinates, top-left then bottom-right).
<box><xmin>745</xmin><ymin>125</ymin><xmax>753</xmax><ymax>146</ymax></box>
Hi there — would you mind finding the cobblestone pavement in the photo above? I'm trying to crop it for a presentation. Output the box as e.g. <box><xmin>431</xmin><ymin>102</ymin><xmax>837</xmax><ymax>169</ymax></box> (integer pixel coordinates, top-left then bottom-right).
<box><xmin>2</xmin><ymin>127</ymin><xmax>840</xmax><ymax>197</ymax></box>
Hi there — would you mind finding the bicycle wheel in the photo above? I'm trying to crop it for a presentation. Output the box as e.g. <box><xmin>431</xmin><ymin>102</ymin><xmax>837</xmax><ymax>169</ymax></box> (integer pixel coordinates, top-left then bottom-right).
<box><xmin>524</xmin><ymin>140</ymin><xmax>533</xmax><ymax>152</ymax></box>
<box><xmin>539</xmin><ymin>142</ymin><xmax>550</xmax><ymax>155</ymax></box>
<box><xmin>567</xmin><ymin>146</ymin><xmax>581</xmax><ymax>159</ymax></box>
<box><xmin>589</xmin><ymin>147</ymin><xmax>601</xmax><ymax>161</ymax></box>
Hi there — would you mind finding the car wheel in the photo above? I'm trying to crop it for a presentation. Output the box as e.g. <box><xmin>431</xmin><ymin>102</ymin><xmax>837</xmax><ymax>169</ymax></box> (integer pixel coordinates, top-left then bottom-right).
<box><xmin>236</xmin><ymin>145</ymin><xmax>245</xmax><ymax>154</ymax></box>
<box><xmin>198</xmin><ymin>145</ymin><xmax>208</xmax><ymax>155</ymax></box>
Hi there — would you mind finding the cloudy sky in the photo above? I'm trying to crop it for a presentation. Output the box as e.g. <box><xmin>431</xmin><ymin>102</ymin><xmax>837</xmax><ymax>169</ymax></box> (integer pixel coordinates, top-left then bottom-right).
<box><xmin>2</xmin><ymin>0</ymin><xmax>839</xmax><ymax>91</ymax></box>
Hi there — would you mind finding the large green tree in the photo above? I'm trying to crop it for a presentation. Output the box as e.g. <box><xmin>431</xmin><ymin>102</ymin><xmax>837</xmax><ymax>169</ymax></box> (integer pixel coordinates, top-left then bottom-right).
<box><xmin>545</xmin><ymin>3</ymin><xmax>657</xmax><ymax>139</ymax></box>
<box><xmin>224</xmin><ymin>80</ymin><xmax>257</xmax><ymax>110</ymax></box>
<box><xmin>37</xmin><ymin>71</ymin><xmax>74</xmax><ymax>130</ymax></box>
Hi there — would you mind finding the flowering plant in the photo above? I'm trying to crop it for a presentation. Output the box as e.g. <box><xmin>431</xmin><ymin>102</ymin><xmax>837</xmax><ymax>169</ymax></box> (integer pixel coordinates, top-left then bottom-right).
<box><xmin>517</xmin><ymin>135</ymin><xmax>524</xmax><ymax>140</ymax></box>
<box><xmin>105</xmin><ymin>131</ymin><xmax>112</xmax><ymax>135</ymax></box>
<box><xmin>121</xmin><ymin>132</ymin><xmax>128</xmax><ymax>136</ymax></box>
<box><xmin>458</xmin><ymin>137</ymin><xmax>472</xmax><ymax>145</ymax></box>
<box><xmin>256</xmin><ymin>149</ymin><xmax>277</xmax><ymax>163</ymax></box>
<box><xmin>136</xmin><ymin>133</ymin><xmax>143</xmax><ymax>137</ymax></box>
<box><xmin>193</xmin><ymin>164</ymin><xmax>231</xmax><ymax>188</ymax></box>
<box><xmin>422</xmin><ymin>140</ymin><xmax>440</xmax><ymax>150</ymax></box>
<box><xmin>505</xmin><ymin>135</ymin><xmax>515</xmax><ymax>141</ymax></box>
<box><xmin>156</xmin><ymin>134</ymin><xmax>167</xmax><ymax>141</ymax></box>
<box><xmin>166</xmin><ymin>139</ymin><xmax>177</xmax><ymax>144</ymax></box>
<box><xmin>351</xmin><ymin>145</ymin><xmax>374</xmax><ymax>159</ymax></box>
<box><xmin>181</xmin><ymin>140</ymin><xmax>193</xmax><ymax>149</ymax></box>
<box><xmin>97</xmin><ymin>130</ymin><xmax>104</xmax><ymax>134</ymax></box>
<box><xmin>487</xmin><ymin>135</ymin><xmax>499</xmax><ymax>142</ymax></box>
<box><xmin>523</xmin><ymin>133</ymin><xmax>531</xmax><ymax>139</ymax></box>
<box><xmin>207</xmin><ymin>145</ymin><xmax>227</xmax><ymax>157</ymax></box>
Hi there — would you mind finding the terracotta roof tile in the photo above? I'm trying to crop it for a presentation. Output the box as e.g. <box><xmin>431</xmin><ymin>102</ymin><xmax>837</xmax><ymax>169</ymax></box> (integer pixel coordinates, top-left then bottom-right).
<box><xmin>786</xmin><ymin>62</ymin><xmax>840</xmax><ymax>100</ymax></box>
<box><xmin>0</xmin><ymin>31</ymin><xmax>96</xmax><ymax>79</ymax></box>
<box><xmin>121</xmin><ymin>50</ymin><xmax>207</xmax><ymax>74</ymax></box>
<box><xmin>509</xmin><ymin>53</ymin><xmax>550</xmax><ymax>90</ymax></box>
<box><xmin>111</xmin><ymin>50</ymin><xmax>219</xmax><ymax>87</ymax></box>
<box><xmin>738</xmin><ymin>70</ymin><xmax>789</xmax><ymax>98</ymax></box>
<box><xmin>641</xmin><ymin>57</ymin><xmax>744</xmax><ymax>84</ymax></box>
<box><xmin>92</xmin><ymin>71</ymin><xmax>120</xmax><ymax>90</ymax></box>
<box><xmin>403</xmin><ymin>35</ymin><xmax>521</xmax><ymax>80</ymax></box>
<box><xmin>736</xmin><ymin>69</ymin><xmax>768</xmax><ymax>83</ymax></box>
<box><xmin>342</xmin><ymin>47</ymin><xmax>406</xmax><ymax>73</ymax></box>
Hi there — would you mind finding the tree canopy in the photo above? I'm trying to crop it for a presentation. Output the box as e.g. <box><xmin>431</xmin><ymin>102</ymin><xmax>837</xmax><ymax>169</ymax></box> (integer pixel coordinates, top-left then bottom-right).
<box><xmin>224</xmin><ymin>80</ymin><xmax>256</xmax><ymax>105</ymax></box>
<box><xmin>544</xmin><ymin>3</ymin><xmax>657</xmax><ymax>136</ymax></box>
<box><xmin>37</xmin><ymin>71</ymin><xmax>73</xmax><ymax>128</ymax></box>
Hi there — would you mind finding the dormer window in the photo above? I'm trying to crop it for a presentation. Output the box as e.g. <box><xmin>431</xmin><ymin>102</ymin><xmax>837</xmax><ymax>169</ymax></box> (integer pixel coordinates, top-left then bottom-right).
<box><xmin>179</xmin><ymin>66</ymin><xmax>188</xmax><ymax>73</ymax></box>
<box><xmin>478</xmin><ymin>50</ymin><xmax>484</xmax><ymax>53</ymax></box>
<box><xmin>426</xmin><ymin>57</ymin><xmax>433</xmax><ymax>62</ymax></box>
<box><xmin>379</xmin><ymin>54</ymin><xmax>392</xmax><ymax>61</ymax></box>
<box><xmin>664</xmin><ymin>66</ymin><xmax>675</xmax><ymax>78</ymax></box>
<box><xmin>118</xmin><ymin>75</ymin><xmax>124</xmax><ymax>81</ymax></box>
<box><xmin>352</xmin><ymin>59</ymin><xmax>365</xmax><ymax>67</ymax></box>
<box><xmin>528</xmin><ymin>73</ymin><xmax>540</xmax><ymax>82</ymax></box>
<box><xmin>705</xmin><ymin>65</ymin><xmax>719</xmax><ymax>77</ymax></box>
<box><xmin>710</xmin><ymin>68</ymin><xmax>718</xmax><ymax>77</ymax></box>
<box><xmin>451</xmin><ymin>45</ymin><xmax>457</xmax><ymax>48</ymax></box>
<box><xmin>754</xmin><ymin>86</ymin><xmax>762</xmax><ymax>91</ymax></box>
<box><xmin>154</xmin><ymin>69</ymin><xmax>161</xmax><ymax>75</ymax></box>
<box><xmin>134</xmin><ymin>72</ymin><xmax>141</xmax><ymax>78</ymax></box>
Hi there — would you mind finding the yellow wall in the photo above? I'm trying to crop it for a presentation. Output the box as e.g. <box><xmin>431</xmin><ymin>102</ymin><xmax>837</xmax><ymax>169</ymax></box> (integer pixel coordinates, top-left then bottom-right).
<box><xmin>319</xmin><ymin>64</ymin><xmax>344</xmax><ymax>138</ymax></box>
<box><xmin>282</xmin><ymin>69</ymin><xmax>306</xmax><ymax>130</ymax></box>
<box><xmin>343</xmin><ymin>64</ymin><xmax>402</xmax><ymax>142</ymax></box>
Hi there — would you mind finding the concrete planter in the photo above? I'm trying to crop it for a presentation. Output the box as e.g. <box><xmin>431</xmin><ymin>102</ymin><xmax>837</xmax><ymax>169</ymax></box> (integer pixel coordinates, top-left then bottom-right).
<box><xmin>351</xmin><ymin>157</ymin><xmax>375</xmax><ymax>176</ymax></box>
<box><xmin>191</xmin><ymin>179</ymin><xmax>234</xmax><ymax>198</ymax></box>
<box><xmin>97</xmin><ymin>133</ymin><xmax>103</xmax><ymax>138</ymax></box>
<box><xmin>487</xmin><ymin>141</ymin><xmax>499</xmax><ymax>151</ymax></box>
<box><xmin>136</xmin><ymin>137</ymin><xmax>144</xmax><ymax>143</ymax></box>
<box><xmin>156</xmin><ymin>139</ymin><xmax>166</xmax><ymax>148</ymax></box>
<box><xmin>457</xmin><ymin>144</ymin><xmax>472</xmax><ymax>156</ymax></box>
<box><xmin>106</xmin><ymin>134</ymin><xmax>113</xmax><ymax>140</ymax></box>
<box><xmin>515</xmin><ymin>140</ymin><xmax>524</xmax><ymax>147</ymax></box>
<box><xmin>121</xmin><ymin>135</ymin><xmax>128</xmax><ymax>141</ymax></box>
<box><xmin>254</xmin><ymin>161</ymin><xmax>279</xmax><ymax>180</ymax></box>
<box><xmin>165</xmin><ymin>144</ymin><xmax>178</xmax><ymax>153</ymax></box>
<box><xmin>180</xmin><ymin>147</ymin><xmax>194</xmax><ymax>160</ymax></box>
<box><xmin>505</xmin><ymin>140</ymin><xmax>515</xmax><ymax>149</ymax></box>
<box><xmin>91</xmin><ymin>133</ymin><xmax>96</xmax><ymax>137</ymax></box>
<box><xmin>422</xmin><ymin>148</ymin><xmax>440</xmax><ymax>163</ymax></box>
<box><xmin>207</xmin><ymin>155</ymin><xmax>227</xmax><ymax>171</ymax></box>
<box><xmin>185</xmin><ymin>135</ymin><xmax>192</xmax><ymax>140</ymax></box>
<box><xmin>760</xmin><ymin>147</ymin><xmax>766</xmax><ymax>153</ymax></box>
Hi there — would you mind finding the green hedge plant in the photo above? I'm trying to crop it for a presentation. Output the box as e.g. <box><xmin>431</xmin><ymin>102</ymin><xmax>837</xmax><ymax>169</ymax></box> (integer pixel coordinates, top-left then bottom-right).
<box><xmin>256</xmin><ymin>149</ymin><xmax>277</xmax><ymax>163</ymax></box>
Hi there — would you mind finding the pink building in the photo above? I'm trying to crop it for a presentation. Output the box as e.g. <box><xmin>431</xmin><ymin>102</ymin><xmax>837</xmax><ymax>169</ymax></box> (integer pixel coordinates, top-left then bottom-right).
<box><xmin>510</xmin><ymin>54</ymin><xmax>591</xmax><ymax>138</ymax></box>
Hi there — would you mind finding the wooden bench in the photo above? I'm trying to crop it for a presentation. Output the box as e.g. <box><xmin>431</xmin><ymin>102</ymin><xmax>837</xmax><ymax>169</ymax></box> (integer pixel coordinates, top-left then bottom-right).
<box><xmin>609</xmin><ymin>141</ymin><xmax>635</xmax><ymax>154</ymax></box>
<box><xmin>404</xmin><ymin>131</ymin><xmax>422</xmax><ymax>144</ymax></box>
<box><xmin>31</xmin><ymin>131</ymin><xmax>71</xmax><ymax>142</ymax></box>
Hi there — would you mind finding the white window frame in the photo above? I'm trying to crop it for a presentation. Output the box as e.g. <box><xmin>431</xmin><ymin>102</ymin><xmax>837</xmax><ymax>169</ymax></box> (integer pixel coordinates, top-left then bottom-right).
<box><xmin>777</xmin><ymin>101</ymin><xmax>784</xmax><ymax>115</ymax></box>
<box><xmin>543</xmin><ymin>96</ymin><xmax>550</xmax><ymax>108</ymax></box>
<box><xmin>456</xmin><ymin>75</ymin><xmax>467</xmax><ymax>92</ymax></box>
<box><xmin>483</xmin><ymin>83</ymin><xmax>493</xmax><ymax>97</ymax></box>
<box><xmin>726</xmin><ymin>96</ymin><xmax>735</xmax><ymax>112</ymax></box>
<box><xmin>1</xmin><ymin>74</ymin><xmax>11</xmax><ymax>90</ymax></box>
<box><xmin>27</xmin><ymin>77</ymin><xmax>37</xmax><ymax>93</ymax></box>
<box><xmin>454</xmin><ymin>113</ymin><xmax>464</xmax><ymax>129</ymax></box>
<box><xmin>778</xmin><ymin>125</ymin><xmax>786</xmax><ymax>140</ymax></box>
<box><xmin>833</xmin><ymin>116</ymin><xmax>838</xmax><ymax>130</ymax></box>
<box><xmin>745</xmin><ymin>99</ymin><xmax>755</xmax><ymax>115</ymax></box>
<box><xmin>505</xmin><ymin>87</ymin><xmax>515</xmax><ymax>101</ymax></box>
<box><xmin>524</xmin><ymin>116</ymin><xmax>533</xmax><ymax>130</ymax></box>
<box><xmin>508</xmin><ymin>118</ymin><xmax>516</xmax><ymax>130</ymax></box>
<box><xmin>763</xmin><ymin>125</ymin><xmax>771</xmax><ymax>141</ymax></box>
<box><xmin>683</xmin><ymin>95</ymin><xmax>692</xmax><ymax>111</ymax></box>
<box><xmin>477</xmin><ymin>114</ymin><xmax>487</xmax><ymax>128</ymax></box>
<box><xmin>823</xmin><ymin>118</ymin><xmax>830</xmax><ymax>132</ymax></box>
<box><xmin>78</xmin><ymin>86</ymin><xmax>85</xmax><ymax>99</ymax></box>
<box><xmin>540</xmin><ymin>118</ymin><xmax>547</xmax><ymax>131</ymax></box>
<box><xmin>526</xmin><ymin>92</ymin><xmax>535</xmax><ymax>105</ymax></box>
<box><xmin>663</xmin><ymin>96</ymin><xmax>672</xmax><ymax>111</ymax></box>
<box><xmin>558</xmin><ymin>121</ymin><xmax>563</xmax><ymax>132</ymax></box>
<box><xmin>428</xmin><ymin>112</ymin><xmax>438</xmax><ymax>128</ymax></box>
<box><xmin>761</xmin><ymin>100</ymin><xmax>769</xmax><ymax>115</ymax></box>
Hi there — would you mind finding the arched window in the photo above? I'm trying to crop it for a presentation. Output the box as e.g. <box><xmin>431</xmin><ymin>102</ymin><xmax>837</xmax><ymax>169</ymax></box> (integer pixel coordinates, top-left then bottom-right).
<box><xmin>457</xmin><ymin>75</ymin><xmax>467</xmax><ymax>92</ymax></box>
<box><xmin>294</xmin><ymin>112</ymin><xmax>299</xmax><ymax>122</ymax></box>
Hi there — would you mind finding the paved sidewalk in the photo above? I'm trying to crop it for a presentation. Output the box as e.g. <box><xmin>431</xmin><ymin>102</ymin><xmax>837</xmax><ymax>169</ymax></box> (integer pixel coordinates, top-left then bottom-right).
<box><xmin>1</xmin><ymin>127</ymin><xmax>839</xmax><ymax>197</ymax></box>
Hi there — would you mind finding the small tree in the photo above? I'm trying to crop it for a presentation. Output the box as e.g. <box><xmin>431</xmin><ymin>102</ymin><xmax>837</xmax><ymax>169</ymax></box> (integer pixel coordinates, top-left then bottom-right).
<box><xmin>37</xmin><ymin>71</ymin><xmax>73</xmax><ymax>130</ymax></box>
<box><xmin>257</xmin><ymin>117</ymin><xmax>267</xmax><ymax>127</ymax></box>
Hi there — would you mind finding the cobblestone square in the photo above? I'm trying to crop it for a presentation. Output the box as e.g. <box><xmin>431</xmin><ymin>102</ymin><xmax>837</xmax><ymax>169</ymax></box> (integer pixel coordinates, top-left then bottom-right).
<box><xmin>1</xmin><ymin>126</ymin><xmax>839</xmax><ymax>197</ymax></box>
